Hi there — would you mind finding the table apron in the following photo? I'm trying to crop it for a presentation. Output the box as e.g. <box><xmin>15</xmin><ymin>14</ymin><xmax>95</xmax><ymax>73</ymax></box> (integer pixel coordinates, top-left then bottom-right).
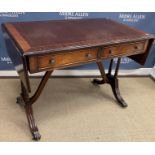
<box><xmin>27</xmin><ymin>40</ymin><xmax>149</xmax><ymax>74</ymax></box>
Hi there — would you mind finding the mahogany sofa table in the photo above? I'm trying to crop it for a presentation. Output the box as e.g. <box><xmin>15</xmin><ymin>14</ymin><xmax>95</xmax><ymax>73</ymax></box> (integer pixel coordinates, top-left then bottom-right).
<box><xmin>2</xmin><ymin>19</ymin><xmax>154</xmax><ymax>140</ymax></box>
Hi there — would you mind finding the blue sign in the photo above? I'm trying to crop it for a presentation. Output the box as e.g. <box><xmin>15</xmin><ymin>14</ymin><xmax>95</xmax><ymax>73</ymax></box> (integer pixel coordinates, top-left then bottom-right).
<box><xmin>0</xmin><ymin>12</ymin><xmax>155</xmax><ymax>70</ymax></box>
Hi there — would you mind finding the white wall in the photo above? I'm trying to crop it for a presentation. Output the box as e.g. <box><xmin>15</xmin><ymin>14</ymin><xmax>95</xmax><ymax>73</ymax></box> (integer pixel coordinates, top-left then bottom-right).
<box><xmin>0</xmin><ymin>68</ymin><xmax>153</xmax><ymax>77</ymax></box>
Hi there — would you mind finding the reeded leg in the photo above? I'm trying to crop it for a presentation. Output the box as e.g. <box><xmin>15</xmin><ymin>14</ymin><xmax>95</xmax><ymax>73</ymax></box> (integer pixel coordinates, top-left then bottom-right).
<box><xmin>20</xmin><ymin>81</ymin><xmax>41</xmax><ymax>140</ymax></box>
<box><xmin>16</xmin><ymin>71</ymin><xmax>53</xmax><ymax>140</ymax></box>
<box><xmin>25</xmin><ymin>104</ymin><xmax>41</xmax><ymax>140</ymax></box>
<box><xmin>108</xmin><ymin>58</ymin><xmax>127</xmax><ymax>107</ymax></box>
<box><xmin>107</xmin><ymin>74</ymin><xmax>128</xmax><ymax>107</ymax></box>
<box><xmin>92</xmin><ymin>58</ymin><xmax>128</xmax><ymax>108</ymax></box>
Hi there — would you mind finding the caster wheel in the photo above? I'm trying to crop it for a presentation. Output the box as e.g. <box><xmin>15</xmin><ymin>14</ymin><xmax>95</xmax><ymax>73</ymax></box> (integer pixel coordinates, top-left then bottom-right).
<box><xmin>16</xmin><ymin>96</ymin><xmax>25</xmax><ymax>106</ymax></box>
<box><xmin>32</xmin><ymin>131</ymin><xmax>41</xmax><ymax>141</ymax></box>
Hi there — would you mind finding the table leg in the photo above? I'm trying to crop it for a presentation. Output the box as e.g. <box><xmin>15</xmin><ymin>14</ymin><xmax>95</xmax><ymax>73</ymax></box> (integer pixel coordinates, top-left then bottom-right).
<box><xmin>92</xmin><ymin>58</ymin><xmax>128</xmax><ymax>108</ymax></box>
<box><xmin>92</xmin><ymin>61</ymin><xmax>109</xmax><ymax>85</ymax></box>
<box><xmin>16</xmin><ymin>70</ymin><xmax>53</xmax><ymax>140</ymax></box>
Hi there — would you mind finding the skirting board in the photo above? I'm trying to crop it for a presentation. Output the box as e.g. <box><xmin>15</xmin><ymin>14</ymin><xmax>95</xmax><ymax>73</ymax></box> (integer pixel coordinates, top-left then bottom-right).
<box><xmin>0</xmin><ymin>68</ymin><xmax>153</xmax><ymax>77</ymax></box>
<box><xmin>150</xmin><ymin>68</ymin><xmax>155</xmax><ymax>79</ymax></box>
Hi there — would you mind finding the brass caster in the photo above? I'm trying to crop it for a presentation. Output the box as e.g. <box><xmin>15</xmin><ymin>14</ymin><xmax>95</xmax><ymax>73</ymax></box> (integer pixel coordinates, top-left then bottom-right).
<box><xmin>32</xmin><ymin>131</ymin><xmax>41</xmax><ymax>141</ymax></box>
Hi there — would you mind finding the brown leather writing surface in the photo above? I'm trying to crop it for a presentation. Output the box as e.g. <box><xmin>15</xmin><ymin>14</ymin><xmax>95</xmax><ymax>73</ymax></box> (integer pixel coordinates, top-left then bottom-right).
<box><xmin>3</xmin><ymin>18</ymin><xmax>154</xmax><ymax>55</ymax></box>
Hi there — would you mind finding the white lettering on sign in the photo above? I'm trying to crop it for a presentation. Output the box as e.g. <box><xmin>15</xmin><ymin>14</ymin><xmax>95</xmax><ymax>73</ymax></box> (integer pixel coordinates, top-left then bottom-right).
<box><xmin>1</xmin><ymin>57</ymin><xmax>12</xmax><ymax>64</ymax></box>
<box><xmin>114</xmin><ymin>57</ymin><xmax>132</xmax><ymax>64</ymax></box>
<box><xmin>119</xmin><ymin>13</ymin><xmax>146</xmax><ymax>23</ymax></box>
<box><xmin>59</xmin><ymin>12</ymin><xmax>89</xmax><ymax>20</ymax></box>
<box><xmin>0</xmin><ymin>12</ymin><xmax>25</xmax><ymax>18</ymax></box>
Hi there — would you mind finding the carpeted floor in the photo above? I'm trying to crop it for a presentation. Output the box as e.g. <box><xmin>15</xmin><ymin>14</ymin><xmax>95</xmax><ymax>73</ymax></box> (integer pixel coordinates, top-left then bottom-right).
<box><xmin>0</xmin><ymin>77</ymin><xmax>154</xmax><ymax>142</ymax></box>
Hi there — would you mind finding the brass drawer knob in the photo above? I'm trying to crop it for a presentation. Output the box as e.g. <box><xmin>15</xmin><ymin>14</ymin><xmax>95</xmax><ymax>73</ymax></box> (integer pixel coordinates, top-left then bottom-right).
<box><xmin>109</xmin><ymin>49</ymin><xmax>112</xmax><ymax>54</ymax></box>
<box><xmin>134</xmin><ymin>45</ymin><xmax>139</xmax><ymax>50</ymax></box>
<box><xmin>85</xmin><ymin>53</ymin><xmax>92</xmax><ymax>59</ymax></box>
<box><xmin>49</xmin><ymin>58</ymin><xmax>55</xmax><ymax>65</ymax></box>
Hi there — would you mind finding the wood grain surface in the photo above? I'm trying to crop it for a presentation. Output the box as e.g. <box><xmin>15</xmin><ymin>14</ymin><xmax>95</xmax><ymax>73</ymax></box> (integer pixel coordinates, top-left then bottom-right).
<box><xmin>3</xmin><ymin>19</ymin><xmax>154</xmax><ymax>55</ymax></box>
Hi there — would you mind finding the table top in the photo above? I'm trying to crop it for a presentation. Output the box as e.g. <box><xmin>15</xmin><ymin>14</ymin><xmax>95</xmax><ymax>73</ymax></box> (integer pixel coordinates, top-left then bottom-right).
<box><xmin>3</xmin><ymin>18</ymin><xmax>154</xmax><ymax>55</ymax></box>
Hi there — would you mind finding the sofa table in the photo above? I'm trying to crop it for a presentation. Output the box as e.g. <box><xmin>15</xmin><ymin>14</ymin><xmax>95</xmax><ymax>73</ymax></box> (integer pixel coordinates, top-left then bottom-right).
<box><xmin>2</xmin><ymin>19</ymin><xmax>154</xmax><ymax>140</ymax></box>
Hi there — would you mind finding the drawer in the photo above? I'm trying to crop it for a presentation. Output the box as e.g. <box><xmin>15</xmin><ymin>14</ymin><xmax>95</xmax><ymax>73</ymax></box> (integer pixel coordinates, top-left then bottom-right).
<box><xmin>101</xmin><ymin>42</ymin><xmax>146</xmax><ymax>59</ymax></box>
<box><xmin>28</xmin><ymin>48</ymin><xmax>98</xmax><ymax>73</ymax></box>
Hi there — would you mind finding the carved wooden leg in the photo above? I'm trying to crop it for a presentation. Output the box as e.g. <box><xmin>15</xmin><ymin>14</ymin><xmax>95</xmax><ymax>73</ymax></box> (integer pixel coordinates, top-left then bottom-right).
<box><xmin>25</xmin><ymin>103</ymin><xmax>41</xmax><ymax>140</ymax></box>
<box><xmin>16</xmin><ymin>70</ymin><xmax>53</xmax><ymax>140</ymax></box>
<box><xmin>108</xmin><ymin>58</ymin><xmax>128</xmax><ymax>107</ymax></box>
<box><xmin>92</xmin><ymin>59</ymin><xmax>128</xmax><ymax>108</ymax></box>
<box><xmin>92</xmin><ymin>61</ymin><xmax>108</xmax><ymax>85</ymax></box>
<box><xmin>107</xmin><ymin>74</ymin><xmax>128</xmax><ymax>107</ymax></box>
<box><xmin>16</xmin><ymin>82</ymin><xmax>25</xmax><ymax>106</ymax></box>
<box><xmin>20</xmin><ymin>81</ymin><xmax>41</xmax><ymax>140</ymax></box>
